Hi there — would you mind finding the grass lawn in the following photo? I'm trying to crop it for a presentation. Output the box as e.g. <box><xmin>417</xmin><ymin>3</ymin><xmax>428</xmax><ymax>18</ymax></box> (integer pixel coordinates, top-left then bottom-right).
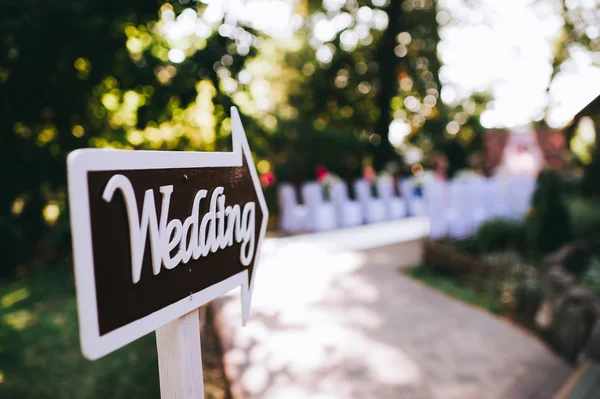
<box><xmin>405</xmin><ymin>265</ymin><xmax>507</xmax><ymax>315</ymax></box>
<box><xmin>0</xmin><ymin>266</ymin><xmax>230</xmax><ymax>399</ymax></box>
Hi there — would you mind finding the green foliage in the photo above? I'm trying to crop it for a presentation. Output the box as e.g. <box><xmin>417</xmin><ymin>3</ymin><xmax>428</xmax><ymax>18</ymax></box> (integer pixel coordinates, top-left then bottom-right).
<box><xmin>512</xmin><ymin>273</ymin><xmax>542</xmax><ymax>325</ymax></box>
<box><xmin>567</xmin><ymin>196</ymin><xmax>600</xmax><ymax>242</ymax></box>
<box><xmin>582</xmin><ymin>256</ymin><xmax>600</xmax><ymax>296</ymax></box>
<box><xmin>526</xmin><ymin>169</ymin><xmax>572</xmax><ymax>259</ymax></box>
<box><xmin>472</xmin><ymin>218</ymin><xmax>527</xmax><ymax>254</ymax></box>
<box><xmin>272</xmin><ymin>124</ymin><xmax>369</xmax><ymax>183</ymax></box>
<box><xmin>0</xmin><ymin>1</ymin><xmax>253</xmax><ymax>275</ymax></box>
<box><xmin>0</xmin><ymin>0</ymin><xmax>491</xmax><ymax>275</ymax></box>
<box><xmin>581</xmin><ymin>141</ymin><xmax>600</xmax><ymax>200</ymax></box>
<box><xmin>481</xmin><ymin>250</ymin><xmax>525</xmax><ymax>270</ymax></box>
<box><xmin>550</xmin><ymin>0</ymin><xmax>600</xmax><ymax>82</ymax></box>
<box><xmin>277</xmin><ymin>0</ymin><xmax>484</xmax><ymax>175</ymax></box>
<box><xmin>561</xmin><ymin>173</ymin><xmax>583</xmax><ymax>197</ymax></box>
<box><xmin>0</xmin><ymin>267</ymin><xmax>160</xmax><ymax>398</ymax></box>
<box><xmin>405</xmin><ymin>265</ymin><xmax>505</xmax><ymax>314</ymax></box>
<box><xmin>564</xmin><ymin>246</ymin><xmax>593</xmax><ymax>280</ymax></box>
<box><xmin>262</xmin><ymin>184</ymin><xmax>278</xmax><ymax>218</ymax></box>
<box><xmin>443</xmin><ymin>218</ymin><xmax>527</xmax><ymax>258</ymax></box>
<box><xmin>447</xmin><ymin>237</ymin><xmax>480</xmax><ymax>256</ymax></box>
<box><xmin>0</xmin><ymin>267</ymin><xmax>229</xmax><ymax>398</ymax></box>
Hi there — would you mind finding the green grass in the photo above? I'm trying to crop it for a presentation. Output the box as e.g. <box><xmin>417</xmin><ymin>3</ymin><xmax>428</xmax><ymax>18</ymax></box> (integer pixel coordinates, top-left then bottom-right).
<box><xmin>405</xmin><ymin>265</ymin><xmax>506</xmax><ymax>315</ymax></box>
<box><xmin>0</xmin><ymin>267</ymin><xmax>230</xmax><ymax>399</ymax></box>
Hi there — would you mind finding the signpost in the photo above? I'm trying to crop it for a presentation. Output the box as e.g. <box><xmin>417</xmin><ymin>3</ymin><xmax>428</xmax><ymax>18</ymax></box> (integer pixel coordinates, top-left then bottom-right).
<box><xmin>67</xmin><ymin>107</ymin><xmax>268</xmax><ymax>398</ymax></box>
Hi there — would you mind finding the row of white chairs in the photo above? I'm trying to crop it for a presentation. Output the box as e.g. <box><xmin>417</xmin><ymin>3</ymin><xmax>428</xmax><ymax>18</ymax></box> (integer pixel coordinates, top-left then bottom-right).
<box><xmin>423</xmin><ymin>175</ymin><xmax>536</xmax><ymax>240</ymax></box>
<box><xmin>279</xmin><ymin>177</ymin><xmax>419</xmax><ymax>233</ymax></box>
<box><xmin>278</xmin><ymin>174</ymin><xmax>537</xmax><ymax>239</ymax></box>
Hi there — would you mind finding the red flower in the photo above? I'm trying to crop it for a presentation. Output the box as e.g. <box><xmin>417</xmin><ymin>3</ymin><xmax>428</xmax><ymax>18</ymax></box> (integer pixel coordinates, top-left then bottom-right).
<box><xmin>316</xmin><ymin>165</ymin><xmax>329</xmax><ymax>181</ymax></box>
<box><xmin>260</xmin><ymin>172</ymin><xmax>276</xmax><ymax>187</ymax></box>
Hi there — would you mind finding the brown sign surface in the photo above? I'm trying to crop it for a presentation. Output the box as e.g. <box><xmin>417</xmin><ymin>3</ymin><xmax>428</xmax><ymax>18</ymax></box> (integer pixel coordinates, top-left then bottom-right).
<box><xmin>88</xmin><ymin>160</ymin><xmax>263</xmax><ymax>335</ymax></box>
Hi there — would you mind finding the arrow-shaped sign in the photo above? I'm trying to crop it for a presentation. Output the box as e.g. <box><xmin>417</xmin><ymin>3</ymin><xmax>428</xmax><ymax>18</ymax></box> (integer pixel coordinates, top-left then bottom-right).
<box><xmin>67</xmin><ymin>107</ymin><xmax>268</xmax><ymax>361</ymax></box>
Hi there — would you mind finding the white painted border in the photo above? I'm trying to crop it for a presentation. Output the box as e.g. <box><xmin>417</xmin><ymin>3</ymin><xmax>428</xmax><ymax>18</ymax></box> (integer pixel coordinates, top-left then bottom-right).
<box><xmin>67</xmin><ymin>107</ymin><xmax>268</xmax><ymax>360</ymax></box>
<box><xmin>267</xmin><ymin>217</ymin><xmax>430</xmax><ymax>253</ymax></box>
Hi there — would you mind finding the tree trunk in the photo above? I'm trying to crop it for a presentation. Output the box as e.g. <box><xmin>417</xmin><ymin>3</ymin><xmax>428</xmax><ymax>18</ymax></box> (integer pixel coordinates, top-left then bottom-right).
<box><xmin>372</xmin><ymin>2</ymin><xmax>403</xmax><ymax>172</ymax></box>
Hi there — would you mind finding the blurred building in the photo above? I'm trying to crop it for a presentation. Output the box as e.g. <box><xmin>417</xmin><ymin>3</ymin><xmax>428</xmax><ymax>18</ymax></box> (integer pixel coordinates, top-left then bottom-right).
<box><xmin>483</xmin><ymin>127</ymin><xmax>566</xmax><ymax>176</ymax></box>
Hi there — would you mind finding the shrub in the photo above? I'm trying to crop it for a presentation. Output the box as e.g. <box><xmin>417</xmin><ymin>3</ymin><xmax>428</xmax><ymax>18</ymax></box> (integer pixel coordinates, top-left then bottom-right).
<box><xmin>473</xmin><ymin>218</ymin><xmax>527</xmax><ymax>253</ymax></box>
<box><xmin>567</xmin><ymin>197</ymin><xmax>600</xmax><ymax>242</ymax></box>
<box><xmin>0</xmin><ymin>216</ymin><xmax>27</xmax><ymax>278</ymax></box>
<box><xmin>563</xmin><ymin>246</ymin><xmax>594</xmax><ymax>279</ymax></box>
<box><xmin>262</xmin><ymin>184</ymin><xmax>278</xmax><ymax>217</ymax></box>
<box><xmin>450</xmin><ymin>237</ymin><xmax>480</xmax><ymax>256</ymax></box>
<box><xmin>582</xmin><ymin>256</ymin><xmax>600</xmax><ymax>295</ymax></box>
<box><xmin>581</xmin><ymin>137</ymin><xmax>600</xmax><ymax>199</ymax></box>
<box><xmin>526</xmin><ymin>169</ymin><xmax>572</xmax><ymax>259</ymax></box>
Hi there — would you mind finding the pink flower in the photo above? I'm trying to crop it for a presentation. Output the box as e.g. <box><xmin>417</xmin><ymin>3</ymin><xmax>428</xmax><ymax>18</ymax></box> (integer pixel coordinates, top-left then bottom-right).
<box><xmin>260</xmin><ymin>172</ymin><xmax>276</xmax><ymax>187</ymax></box>
<box><xmin>363</xmin><ymin>165</ymin><xmax>376</xmax><ymax>183</ymax></box>
<box><xmin>316</xmin><ymin>165</ymin><xmax>329</xmax><ymax>181</ymax></box>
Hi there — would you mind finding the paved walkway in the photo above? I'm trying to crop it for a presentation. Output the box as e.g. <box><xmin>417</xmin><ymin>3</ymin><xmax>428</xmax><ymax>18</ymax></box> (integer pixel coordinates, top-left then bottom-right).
<box><xmin>212</xmin><ymin>227</ymin><xmax>572</xmax><ymax>399</ymax></box>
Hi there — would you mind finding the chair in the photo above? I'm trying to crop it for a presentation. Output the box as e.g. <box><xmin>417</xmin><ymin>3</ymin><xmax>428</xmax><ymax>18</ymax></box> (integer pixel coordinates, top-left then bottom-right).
<box><xmin>353</xmin><ymin>179</ymin><xmax>387</xmax><ymax>223</ymax></box>
<box><xmin>483</xmin><ymin>177</ymin><xmax>510</xmax><ymax>220</ymax></box>
<box><xmin>278</xmin><ymin>184</ymin><xmax>308</xmax><ymax>233</ymax></box>
<box><xmin>422</xmin><ymin>179</ymin><xmax>450</xmax><ymax>239</ymax></box>
<box><xmin>301</xmin><ymin>181</ymin><xmax>337</xmax><ymax>232</ymax></box>
<box><xmin>465</xmin><ymin>176</ymin><xmax>488</xmax><ymax>231</ymax></box>
<box><xmin>376</xmin><ymin>176</ymin><xmax>406</xmax><ymax>219</ymax></box>
<box><xmin>447</xmin><ymin>179</ymin><xmax>475</xmax><ymax>240</ymax></box>
<box><xmin>400</xmin><ymin>178</ymin><xmax>426</xmax><ymax>216</ymax></box>
<box><xmin>329</xmin><ymin>181</ymin><xmax>363</xmax><ymax>228</ymax></box>
<box><xmin>507</xmin><ymin>175</ymin><xmax>536</xmax><ymax>220</ymax></box>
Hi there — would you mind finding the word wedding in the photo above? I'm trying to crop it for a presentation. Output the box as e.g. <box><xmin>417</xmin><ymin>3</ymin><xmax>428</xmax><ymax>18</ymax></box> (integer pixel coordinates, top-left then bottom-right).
<box><xmin>103</xmin><ymin>174</ymin><xmax>256</xmax><ymax>284</ymax></box>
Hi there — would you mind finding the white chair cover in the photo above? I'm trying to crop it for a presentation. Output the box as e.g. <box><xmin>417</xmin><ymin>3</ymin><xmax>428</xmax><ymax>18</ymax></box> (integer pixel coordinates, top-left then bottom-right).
<box><xmin>278</xmin><ymin>184</ymin><xmax>308</xmax><ymax>233</ymax></box>
<box><xmin>329</xmin><ymin>181</ymin><xmax>363</xmax><ymax>228</ymax></box>
<box><xmin>465</xmin><ymin>176</ymin><xmax>488</xmax><ymax>232</ymax></box>
<box><xmin>376</xmin><ymin>176</ymin><xmax>406</xmax><ymax>219</ymax></box>
<box><xmin>422</xmin><ymin>179</ymin><xmax>450</xmax><ymax>239</ymax></box>
<box><xmin>447</xmin><ymin>179</ymin><xmax>475</xmax><ymax>240</ymax></box>
<box><xmin>400</xmin><ymin>178</ymin><xmax>426</xmax><ymax>216</ymax></box>
<box><xmin>483</xmin><ymin>177</ymin><xmax>510</xmax><ymax>220</ymax></box>
<box><xmin>507</xmin><ymin>175</ymin><xmax>535</xmax><ymax>220</ymax></box>
<box><xmin>354</xmin><ymin>179</ymin><xmax>387</xmax><ymax>223</ymax></box>
<box><xmin>301</xmin><ymin>181</ymin><xmax>337</xmax><ymax>232</ymax></box>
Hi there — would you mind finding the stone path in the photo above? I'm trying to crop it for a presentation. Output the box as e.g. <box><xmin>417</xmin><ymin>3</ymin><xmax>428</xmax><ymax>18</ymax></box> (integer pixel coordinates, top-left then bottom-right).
<box><xmin>212</xmin><ymin>230</ymin><xmax>572</xmax><ymax>399</ymax></box>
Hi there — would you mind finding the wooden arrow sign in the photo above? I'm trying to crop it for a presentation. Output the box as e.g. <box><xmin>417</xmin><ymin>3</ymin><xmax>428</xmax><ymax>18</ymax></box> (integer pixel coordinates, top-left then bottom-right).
<box><xmin>67</xmin><ymin>107</ymin><xmax>268</xmax><ymax>396</ymax></box>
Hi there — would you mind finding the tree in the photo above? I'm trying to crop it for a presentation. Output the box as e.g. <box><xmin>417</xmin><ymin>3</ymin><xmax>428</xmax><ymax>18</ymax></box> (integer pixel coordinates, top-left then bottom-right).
<box><xmin>260</xmin><ymin>0</ymin><xmax>448</xmax><ymax>177</ymax></box>
<box><xmin>547</xmin><ymin>0</ymin><xmax>600</xmax><ymax>193</ymax></box>
<box><xmin>0</xmin><ymin>0</ymin><xmax>258</xmax><ymax>274</ymax></box>
<box><xmin>581</xmin><ymin>116</ymin><xmax>600</xmax><ymax>198</ymax></box>
<box><xmin>549</xmin><ymin>0</ymin><xmax>600</xmax><ymax>86</ymax></box>
<box><xmin>526</xmin><ymin>169</ymin><xmax>572</xmax><ymax>259</ymax></box>
<box><xmin>0</xmin><ymin>0</ymin><xmax>488</xmax><ymax>274</ymax></box>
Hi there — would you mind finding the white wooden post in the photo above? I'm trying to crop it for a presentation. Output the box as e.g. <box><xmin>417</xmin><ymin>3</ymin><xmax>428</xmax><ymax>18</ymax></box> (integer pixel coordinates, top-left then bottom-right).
<box><xmin>156</xmin><ymin>308</ymin><xmax>205</xmax><ymax>399</ymax></box>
